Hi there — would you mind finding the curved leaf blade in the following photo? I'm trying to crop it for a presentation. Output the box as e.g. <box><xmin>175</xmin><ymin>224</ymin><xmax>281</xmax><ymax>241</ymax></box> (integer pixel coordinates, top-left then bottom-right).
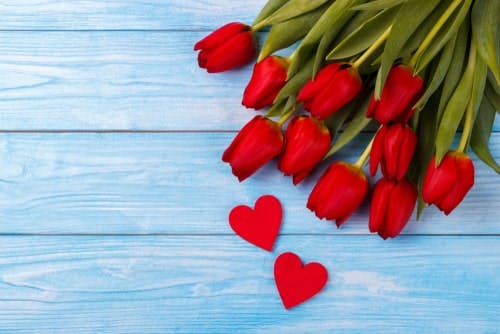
<box><xmin>326</xmin><ymin>6</ymin><xmax>399</xmax><ymax>61</ymax></box>
<box><xmin>375</xmin><ymin>0</ymin><xmax>441</xmax><ymax>98</ymax></box>
<box><xmin>472</xmin><ymin>0</ymin><xmax>500</xmax><ymax>85</ymax></box>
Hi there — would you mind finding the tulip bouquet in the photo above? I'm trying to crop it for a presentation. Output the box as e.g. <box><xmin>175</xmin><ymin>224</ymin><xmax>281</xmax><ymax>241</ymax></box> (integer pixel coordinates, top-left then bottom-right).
<box><xmin>194</xmin><ymin>0</ymin><xmax>499</xmax><ymax>239</ymax></box>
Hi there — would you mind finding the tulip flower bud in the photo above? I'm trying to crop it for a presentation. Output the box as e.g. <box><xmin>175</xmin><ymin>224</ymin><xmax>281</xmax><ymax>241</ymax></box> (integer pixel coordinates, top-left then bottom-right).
<box><xmin>307</xmin><ymin>162</ymin><xmax>368</xmax><ymax>227</ymax></box>
<box><xmin>194</xmin><ymin>22</ymin><xmax>256</xmax><ymax>73</ymax></box>
<box><xmin>369</xmin><ymin>178</ymin><xmax>417</xmax><ymax>239</ymax></box>
<box><xmin>422</xmin><ymin>152</ymin><xmax>475</xmax><ymax>215</ymax></box>
<box><xmin>222</xmin><ymin>115</ymin><xmax>283</xmax><ymax>181</ymax></box>
<box><xmin>297</xmin><ymin>63</ymin><xmax>362</xmax><ymax>120</ymax></box>
<box><xmin>367</xmin><ymin>65</ymin><xmax>424</xmax><ymax>124</ymax></box>
<box><xmin>242</xmin><ymin>55</ymin><xmax>289</xmax><ymax>110</ymax></box>
<box><xmin>370</xmin><ymin>123</ymin><xmax>417</xmax><ymax>181</ymax></box>
<box><xmin>278</xmin><ymin>116</ymin><xmax>331</xmax><ymax>184</ymax></box>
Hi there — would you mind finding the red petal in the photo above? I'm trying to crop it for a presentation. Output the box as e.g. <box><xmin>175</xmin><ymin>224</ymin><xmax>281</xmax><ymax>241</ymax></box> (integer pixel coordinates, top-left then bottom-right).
<box><xmin>306</xmin><ymin>66</ymin><xmax>362</xmax><ymax>119</ymax></box>
<box><xmin>383</xmin><ymin>179</ymin><xmax>417</xmax><ymax>238</ymax></box>
<box><xmin>205</xmin><ymin>32</ymin><xmax>256</xmax><ymax>73</ymax></box>
<box><xmin>369</xmin><ymin>179</ymin><xmax>394</xmax><ymax>233</ymax></box>
<box><xmin>422</xmin><ymin>154</ymin><xmax>458</xmax><ymax>204</ymax></box>
<box><xmin>242</xmin><ymin>56</ymin><xmax>288</xmax><ymax>109</ymax></box>
<box><xmin>297</xmin><ymin>63</ymin><xmax>342</xmax><ymax>103</ymax></box>
<box><xmin>374</xmin><ymin>65</ymin><xmax>424</xmax><ymax>124</ymax></box>
<box><xmin>436</xmin><ymin>153</ymin><xmax>474</xmax><ymax>215</ymax></box>
<box><xmin>194</xmin><ymin>22</ymin><xmax>249</xmax><ymax>51</ymax></box>
<box><xmin>370</xmin><ymin>126</ymin><xmax>386</xmax><ymax>177</ymax></box>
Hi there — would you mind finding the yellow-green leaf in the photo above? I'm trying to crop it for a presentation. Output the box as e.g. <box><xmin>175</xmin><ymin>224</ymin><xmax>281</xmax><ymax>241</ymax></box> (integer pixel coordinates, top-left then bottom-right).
<box><xmin>375</xmin><ymin>0</ymin><xmax>441</xmax><ymax>98</ymax></box>
<box><xmin>470</xmin><ymin>97</ymin><xmax>500</xmax><ymax>173</ymax></box>
<box><xmin>350</xmin><ymin>0</ymin><xmax>406</xmax><ymax>11</ymax></box>
<box><xmin>326</xmin><ymin>6</ymin><xmax>399</xmax><ymax>61</ymax></box>
<box><xmin>258</xmin><ymin>4</ymin><xmax>327</xmax><ymax>61</ymax></box>
<box><xmin>472</xmin><ymin>0</ymin><xmax>500</xmax><ymax>85</ymax></box>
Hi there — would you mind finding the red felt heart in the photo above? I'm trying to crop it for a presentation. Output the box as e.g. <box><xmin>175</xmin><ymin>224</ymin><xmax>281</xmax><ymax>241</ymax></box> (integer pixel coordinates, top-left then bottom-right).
<box><xmin>274</xmin><ymin>252</ymin><xmax>328</xmax><ymax>309</ymax></box>
<box><xmin>229</xmin><ymin>195</ymin><xmax>282</xmax><ymax>251</ymax></box>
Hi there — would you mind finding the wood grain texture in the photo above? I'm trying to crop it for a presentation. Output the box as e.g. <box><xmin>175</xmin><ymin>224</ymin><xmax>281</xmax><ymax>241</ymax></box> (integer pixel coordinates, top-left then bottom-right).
<box><xmin>0</xmin><ymin>0</ymin><xmax>265</xmax><ymax>30</ymax></box>
<box><xmin>0</xmin><ymin>132</ymin><xmax>498</xmax><ymax>235</ymax></box>
<box><xmin>0</xmin><ymin>235</ymin><xmax>498</xmax><ymax>333</ymax></box>
<box><xmin>0</xmin><ymin>31</ymin><xmax>252</xmax><ymax>131</ymax></box>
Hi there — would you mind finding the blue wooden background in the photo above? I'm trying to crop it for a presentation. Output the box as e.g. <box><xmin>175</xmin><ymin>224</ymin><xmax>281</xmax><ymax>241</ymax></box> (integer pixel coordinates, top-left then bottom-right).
<box><xmin>0</xmin><ymin>1</ymin><xmax>499</xmax><ymax>333</ymax></box>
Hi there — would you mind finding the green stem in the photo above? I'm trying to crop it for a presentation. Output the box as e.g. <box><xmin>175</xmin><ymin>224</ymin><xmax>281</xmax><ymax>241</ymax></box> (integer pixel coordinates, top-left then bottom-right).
<box><xmin>251</xmin><ymin>19</ymin><xmax>268</xmax><ymax>32</ymax></box>
<box><xmin>457</xmin><ymin>43</ymin><xmax>478</xmax><ymax>152</ymax></box>
<box><xmin>276</xmin><ymin>103</ymin><xmax>298</xmax><ymax>127</ymax></box>
<box><xmin>409</xmin><ymin>0</ymin><xmax>463</xmax><ymax>68</ymax></box>
<box><xmin>354</xmin><ymin>137</ymin><xmax>374</xmax><ymax>169</ymax></box>
<box><xmin>352</xmin><ymin>25</ymin><xmax>392</xmax><ymax>69</ymax></box>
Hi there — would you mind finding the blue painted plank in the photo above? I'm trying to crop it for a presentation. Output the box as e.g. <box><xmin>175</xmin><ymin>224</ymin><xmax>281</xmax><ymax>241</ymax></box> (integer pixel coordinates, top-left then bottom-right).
<box><xmin>0</xmin><ymin>31</ymin><xmax>497</xmax><ymax>131</ymax></box>
<box><xmin>0</xmin><ymin>132</ymin><xmax>498</xmax><ymax>234</ymax></box>
<box><xmin>0</xmin><ymin>235</ymin><xmax>497</xmax><ymax>333</ymax></box>
<box><xmin>0</xmin><ymin>31</ymin><xmax>264</xmax><ymax>131</ymax></box>
<box><xmin>0</xmin><ymin>0</ymin><xmax>266</xmax><ymax>30</ymax></box>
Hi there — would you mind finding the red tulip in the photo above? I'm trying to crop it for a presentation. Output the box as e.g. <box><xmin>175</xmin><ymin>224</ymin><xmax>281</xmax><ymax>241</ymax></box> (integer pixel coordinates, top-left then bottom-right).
<box><xmin>369</xmin><ymin>178</ymin><xmax>417</xmax><ymax>239</ymax></box>
<box><xmin>370</xmin><ymin>123</ymin><xmax>417</xmax><ymax>181</ymax></box>
<box><xmin>297</xmin><ymin>63</ymin><xmax>362</xmax><ymax>120</ymax></box>
<box><xmin>222</xmin><ymin>115</ymin><xmax>283</xmax><ymax>181</ymax></box>
<box><xmin>194</xmin><ymin>22</ymin><xmax>256</xmax><ymax>73</ymax></box>
<box><xmin>422</xmin><ymin>152</ymin><xmax>474</xmax><ymax>215</ymax></box>
<box><xmin>242</xmin><ymin>56</ymin><xmax>289</xmax><ymax>110</ymax></box>
<box><xmin>307</xmin><ymin>162</ymin><xmax>368</xmax><ymax>227</ymax></box>
<box><xmin>278</xmin><ymin>116</ymin><xmax>331</xmax><ymax>184</ymax></box>
<box><xmin>367</xmin><ymin>65</ymin><xmax>424</xmax><ymax>124</ymax></box>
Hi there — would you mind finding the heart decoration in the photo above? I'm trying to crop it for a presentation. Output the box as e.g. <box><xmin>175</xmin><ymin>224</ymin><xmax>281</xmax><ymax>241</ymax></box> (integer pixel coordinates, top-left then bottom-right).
<box><xmin>274</xmin><ymin>252</ymin><xmax>328</xmax><ymax>309</ymax></box>
<box><xmin>228</xmin><ymin>195</ymin><xmax>282</xmax><ymax>251</ymax></box>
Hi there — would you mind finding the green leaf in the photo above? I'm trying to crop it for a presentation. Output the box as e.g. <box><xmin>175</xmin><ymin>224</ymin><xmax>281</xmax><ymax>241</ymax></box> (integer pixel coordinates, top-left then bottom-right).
<box><xmin>335</xmin><ymin>8</ymin><xmax>378</xmax><ymax>42</ymax></box>
<box><xmin>274</xmin><ymin>58</ymin><xmax>314</xmax><ymax>103</ymax></box>
<box><xmin>265</xmin><ymin>99</ymin><xmax>287</xmax><ymax>118</ymax></box>
<box><xmin>485</xmin><ymin>80</ymin><xmax>500</xmax><ymax>111</ymax></box>
<box><xmin>398</xmin><ymin>0</ymin><xmax>452</xmax><ymax>60</ymax></box>
<box><xmin>375</xmin><ymin>0</ymin><xmax>441</xmax><ymax>98</ymax></box>
<box><xmin>258</xmin><ymin>4</ymin><xmax>327</xmax><ymax>61</ymax></box>
<box><xmin>326</xmin><ymin>6</ymin><xmax>399</xmax><ymax>61</ymax></box>
<box><xmin>314</xmin><ymin>0</ymin><xmax>359</xmax><ymax>76</ymax></box>
<box><xmin>253</xmin><ymin>0</ymin><xmax>290</xmax><ymax>26</ymax></box>
<box><xmin>435</xmin><ymin>46</ymin><xmax>476</xmax><ymax>163</ymax></box>
<box><xmin>412</xmin><ymin>94</ymin><xmax>440</xmax><ymax>219</ymax></box>
<box><xmin>414</xmin><ymin>33</ymin><xmax>456</xmax><ymax>110</ymax></box>
<box><xmin>468</xmin><ymin>51</ymin><xmax>489</xmax><ymax>136</ymax></box>
<box><xmin>437</xmin><ymin>20</ymin><xmax>469</xmax><ymax>124</ymax></box>
<box><xmin>325</xmin><ymin>95</ymin><xmax>373</xmax><ymax>158</ymax></box>
<box><xmin>258</xmin><ymin>0</ymin><xmax>331</xmax><ymax>26</ymax></box>
<box><xmin>470</xmin><ymin>97</ymin><xmax>500</xmax><ymax>173</ymax></box>
<box><xmin>415</xmin><ymin>0</ymin><xmax>473</xmax><ymax>74</ymax></box>
<box><xmin>350</xmin><ymin>0</ymin><xmax>406</xmax><ymax>11</ymax></box>
<box><xmin>472</xmin><ymin>0</ymin><xmax>500</xmax><ymax>86</ymax></box>
<box><xmin>324</xmin><ymin>93</ymin><xmax>364</xmax><ymax>138</ymax></box>
<box><xmin>287</xmin><ymin>1</ymin><xmax>349</xmax><ymax>77</ymax></box>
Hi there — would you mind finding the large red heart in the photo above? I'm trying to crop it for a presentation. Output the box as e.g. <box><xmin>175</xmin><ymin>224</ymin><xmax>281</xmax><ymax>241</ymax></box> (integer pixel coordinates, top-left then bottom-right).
<box><xmin>228</xmin><ymin>195</ymin><xmax>282</xmax><ymax>251</ymax></box>
<box><xmin>274</xmin><ymin>252</ymin><xmax>328</xmax><ymax>309</ymax></box>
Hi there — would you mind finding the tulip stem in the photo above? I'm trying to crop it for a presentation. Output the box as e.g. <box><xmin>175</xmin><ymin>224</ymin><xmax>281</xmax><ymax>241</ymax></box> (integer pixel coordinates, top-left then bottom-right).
<box><xmin>457</xmin><ymin>43</ymin><xmax>478</xmax><ymax>153</ymax></box>
<box><xmin>352</xmin><ymin>25</ymin><xmax>392</xmax><ymax>69</ymax></box>
<box><xmin>277</xmin><ymin>103</ymin><xmax>298</xmax><ymax>127</ymax></box>
<box><xmin>409</xmin><ymin>0</ymin><xmax>463</xmax><ymax>69</ymax></box>
<box><xmin>354</xmin><ymin>137</ymin><xmax>374</xmax><ymax>169</ymax></box>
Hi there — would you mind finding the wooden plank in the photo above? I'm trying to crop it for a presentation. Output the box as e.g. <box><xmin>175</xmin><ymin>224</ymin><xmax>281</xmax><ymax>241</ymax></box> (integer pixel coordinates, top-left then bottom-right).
<box><xmin>0</xmin><ymin>31</ymin><xmax>497</xmax><ymax>131</ymax></box>
<box><xmin>0</xmin><ymin>31</ymin><xmax>269</xmax><ymax>131</ymax></box>
<box><xmin>0</xmin><ymin>0</ymin><xmax>265</xmax><ymax>31</ymax></box>
<box><xmin>0</xmin><ymin>132</ymin><xmax>498</xmax><ymax>235</ymax></box>
<box><xmin>0</xmin><ymin>235</ymin><xmax>497</xmax><ymax>333</ymax></box>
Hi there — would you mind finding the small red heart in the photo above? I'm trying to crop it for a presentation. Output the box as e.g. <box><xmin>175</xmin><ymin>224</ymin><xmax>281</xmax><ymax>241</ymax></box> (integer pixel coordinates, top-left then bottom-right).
<box><xmin>274</xmin><ymin>252</ymin><xmax>328</xmax><ymax>309</ymax></box>
<box><xmin>229</xmin><ymin>195</ymin><xmax>282</xmax><ymax>251</ymax></box>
